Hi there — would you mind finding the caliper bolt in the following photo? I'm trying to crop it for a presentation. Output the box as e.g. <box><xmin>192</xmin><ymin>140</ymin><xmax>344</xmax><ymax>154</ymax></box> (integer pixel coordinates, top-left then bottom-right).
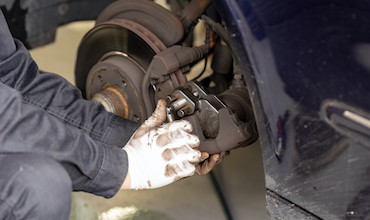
<box><xmin>171</xmin><ymin>98</ymin><xmax>187</xmax><ymax>111</ymax></box>
<box><xmin>177</xmin><ymin>106</ymin><xmax>193</xmax><ymax>118</ymax></box>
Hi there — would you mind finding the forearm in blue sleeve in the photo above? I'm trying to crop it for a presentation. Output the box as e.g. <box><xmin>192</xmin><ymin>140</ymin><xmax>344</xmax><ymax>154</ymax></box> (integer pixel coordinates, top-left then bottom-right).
<box><xmin>0</xmin><ymin>10</ymin><xmax>138</xmax><ymax>148</ymax></box>
<box><xmin>0</xmin><ymin>83</ymin><xmax>127</xmax><ymax>198</ymax></box>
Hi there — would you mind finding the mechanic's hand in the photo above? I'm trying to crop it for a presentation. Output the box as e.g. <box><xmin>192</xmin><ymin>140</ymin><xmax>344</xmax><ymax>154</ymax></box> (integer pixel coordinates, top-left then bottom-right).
<box><xmin>195</xmin><ymin>151</ymin><xmax>229</xmax><ymax>175</ymax></box>
<box><xmin>122</xmin><ymin>99</ymin><xmax>202</xmax><ymax>190</ymax></box>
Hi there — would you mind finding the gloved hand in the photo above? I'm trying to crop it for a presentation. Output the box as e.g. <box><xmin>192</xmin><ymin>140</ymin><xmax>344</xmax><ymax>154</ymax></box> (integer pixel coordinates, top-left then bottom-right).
<box><xmin>122</xmin><ymin>99</ymin><xmax>202</xmax><ymax>190</ymax></box>
<box><xmin>195</xmin><ymin>151</ymin><xmax>229</xmax><ymax>175</ymax></box>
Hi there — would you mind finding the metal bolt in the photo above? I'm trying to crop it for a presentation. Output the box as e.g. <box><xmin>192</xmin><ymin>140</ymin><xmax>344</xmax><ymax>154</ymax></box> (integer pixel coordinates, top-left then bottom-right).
<box><xmin>177</xmin><ymin>106</ymin><xmax>192</xmax><ymax>118</ymax></box>
<box><xmin>166</xmin><ymin>107</ymin><xmax>175</xmax><ymax>122</ymax></box>
<box><xmin>166</xmin><ymin>95</ymin><xmax>174</xmax><ymax>103</ymax></box>
<box><xmin>134</xmin><ymin>115</ymin><xmax>140</xmax><ymax>122</ymax></box>
<box><xmin>178</xmin><ymin>110</ymin><xmax>186</xmax><ymax>118</ymax></box>
<box><xmin>171</xmin><ymin>98</ymin><xmax>187</xmax><ymax>111</ymax></box>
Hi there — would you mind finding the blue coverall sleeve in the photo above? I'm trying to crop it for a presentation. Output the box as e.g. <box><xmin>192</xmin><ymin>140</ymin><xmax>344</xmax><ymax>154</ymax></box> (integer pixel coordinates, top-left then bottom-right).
<box><xmin>0</xmin><ymin>83</ymin><xmax>127</xmax><ymax>197</ymax></box>
<box><xmin>0</xmin><ymin>10</ymin><xmax>136</xmax><ymax>197</ymax></box>
<box><xmin>0</xmin><ymin>10</ymin><xmax>138</xmax><ymax>148</ymax></box>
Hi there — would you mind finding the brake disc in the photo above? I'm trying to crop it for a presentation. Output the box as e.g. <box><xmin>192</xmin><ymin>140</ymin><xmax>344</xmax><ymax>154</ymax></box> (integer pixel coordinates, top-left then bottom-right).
<box><xmin>75</xmin><ymin>17</ymin><xmax>168</xmax><ymax>122</ymax></box>
<box><xmin>75</xmin><ymin>0</ymin><xmax>190</xmax><ymax>123</ymax></box>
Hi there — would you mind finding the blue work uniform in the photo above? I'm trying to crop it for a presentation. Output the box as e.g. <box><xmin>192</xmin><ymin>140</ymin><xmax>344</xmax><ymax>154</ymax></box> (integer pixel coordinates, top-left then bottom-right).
<box><xmin>0</xmin><ymin>9</ymin><xmax>138</xmax><ymax>220</ymax></box>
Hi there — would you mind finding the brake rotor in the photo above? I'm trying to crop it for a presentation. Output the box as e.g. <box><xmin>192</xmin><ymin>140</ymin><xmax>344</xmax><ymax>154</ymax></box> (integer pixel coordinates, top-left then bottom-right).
<box><xmin>75</xmin><ymin>18</ymin><xmax>168</xmax><ymax>123</ymax></box>
<box><xmin>75</xmin><ymin>0</ymin><xmax>191</xmax><ymax>123</ymax></box>
<box><xmin>76</xmin><ymin>19</ymin><xmax>166</xmax><ymax>122</ymax></box>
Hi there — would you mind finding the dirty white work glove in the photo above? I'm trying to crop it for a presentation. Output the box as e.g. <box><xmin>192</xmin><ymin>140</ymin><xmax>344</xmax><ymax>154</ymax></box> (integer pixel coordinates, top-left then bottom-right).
<box><xmin>123</xmin><ymin>99</ymin><xmax>202</xmax><ymax>190</ymax></box>
<box><xmin>195</xmin><ymin>151</ymin><xmax>229</xmax><ymax>175</ymax></box>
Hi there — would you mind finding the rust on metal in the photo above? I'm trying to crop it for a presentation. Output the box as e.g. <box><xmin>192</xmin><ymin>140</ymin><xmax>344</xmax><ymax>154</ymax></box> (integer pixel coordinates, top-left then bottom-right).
<box><xmin>92</xmin><ymin>85</ymin><xmax>130</xmax><ymax>119</ymax></box>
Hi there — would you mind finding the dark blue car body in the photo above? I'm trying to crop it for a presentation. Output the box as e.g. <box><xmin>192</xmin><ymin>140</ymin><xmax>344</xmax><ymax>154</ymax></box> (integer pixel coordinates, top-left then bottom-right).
<box><xmin>215</xmin><ymin>0</ymin><xmax>370</xmax><ymax>219</ymax></box>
